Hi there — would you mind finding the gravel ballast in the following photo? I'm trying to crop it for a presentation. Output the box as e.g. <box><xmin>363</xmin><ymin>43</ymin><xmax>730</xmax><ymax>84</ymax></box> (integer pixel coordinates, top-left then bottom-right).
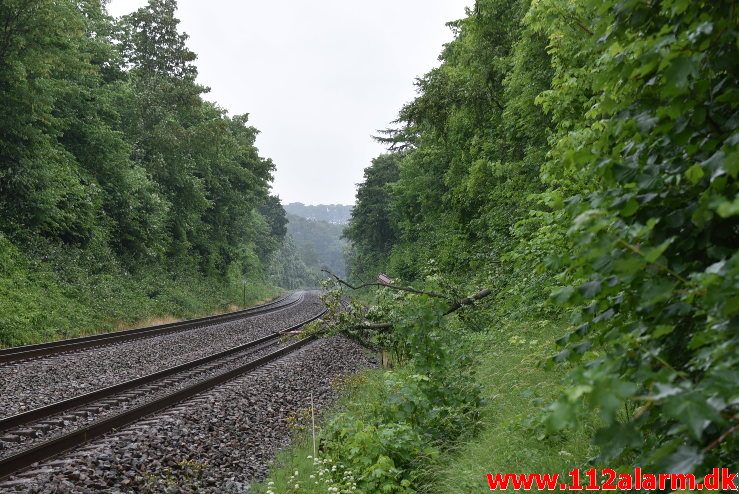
<box><xmin>0</xmin><ymin>291</ymin><xmax>323</xmax><ymax>419</ymax></box>
<box><xmin>1</xmin><ymin>336</ymin><xmax>377</xmax><ymax>493</ymax></box>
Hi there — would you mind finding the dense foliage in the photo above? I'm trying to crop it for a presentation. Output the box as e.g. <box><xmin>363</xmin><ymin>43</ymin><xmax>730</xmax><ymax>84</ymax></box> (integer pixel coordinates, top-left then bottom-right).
<box><xmin>343</xmin><ymin>153</ymin><xmax>401</xmax><ymax>281</ymax></box>
<box><xmin>346</xmin><ymin>0</ymin><xmax>737</xmax><ymax>482</ymax></box>
<box><xmin>0</xmin><ymin>0</ymin><xmax>287</xmax><ymax>345</ymax></box>
<box><xmin>268</xmin><ymin>233</ymin><xmax>317</xmax><ymax>290</ymax></box>
<box><xmin>259</xmin><ymin>282</ymin><xmax>483</xmax><ymax>493</ymax></box>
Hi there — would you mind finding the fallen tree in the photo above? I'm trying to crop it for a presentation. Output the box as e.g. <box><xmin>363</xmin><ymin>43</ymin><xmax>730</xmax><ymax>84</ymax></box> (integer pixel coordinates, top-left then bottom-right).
<box><xmin>320</xmin><ymin>269</ymin><xmax>492</xmax><ymax>332</ymax></box>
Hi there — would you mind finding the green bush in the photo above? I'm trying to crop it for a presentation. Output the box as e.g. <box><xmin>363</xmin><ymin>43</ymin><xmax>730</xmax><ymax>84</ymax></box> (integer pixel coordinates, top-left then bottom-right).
<box><xmin>532</xmin><ymin>0</ymin><xmax>738</xmax><ymax>472</ymax></box>
<box><xmin>342</xmin><ymin>0</ymin><xmax>738</xmax><ymax>480</ymax></box>
<box><xmin>0</xmin><ymin>233</ymin><xmax>279</xmax><ymax>348</ymax></box>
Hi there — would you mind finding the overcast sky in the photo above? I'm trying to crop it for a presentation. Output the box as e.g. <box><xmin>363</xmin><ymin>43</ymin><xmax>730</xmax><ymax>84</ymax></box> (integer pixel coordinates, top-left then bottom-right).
<box><xmin>107</xmin><ymin>0</ymin><xmax>470</xmax><ymax>205</ymax></box>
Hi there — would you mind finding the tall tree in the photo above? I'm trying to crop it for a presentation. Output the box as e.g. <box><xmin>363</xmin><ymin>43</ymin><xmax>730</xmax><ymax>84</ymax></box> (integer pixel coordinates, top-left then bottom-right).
<box><xmin>344</xmin><ymin>153</ymin><xmax>401</xmax><ymax>279</ymax></box>
<box><xmin>0</xmin><ymin>0</ymin><xmax>101</xmax><ymax>244</ymax></box>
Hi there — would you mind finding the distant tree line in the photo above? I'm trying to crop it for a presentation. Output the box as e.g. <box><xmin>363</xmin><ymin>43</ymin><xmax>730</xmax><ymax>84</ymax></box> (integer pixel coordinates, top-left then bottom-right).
<box><xmin>268</xmin><ymin>211</ymin><xmax>349</xmax><ymax>289</ymax></box>
<box><xmin>284</xmin><ymin>203</ymin><xmax>353</xmax><ymax>225</ymax></box>
<box><xmin>286</xmin><ymin>213</ymin><xmax>347</xmax><ymax>277</ymax></box>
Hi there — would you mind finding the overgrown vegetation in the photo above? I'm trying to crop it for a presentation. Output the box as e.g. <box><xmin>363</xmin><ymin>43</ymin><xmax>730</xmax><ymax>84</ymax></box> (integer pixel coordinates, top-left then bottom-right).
<box><xmin>257</xmin><ymin>276</ymin><xmax>486</xmax><ymax>493</ymax></box>
<box><xmin>266</xmin><ymin>0</ymin><xmax>737</xmax><ymax>491</ymax></box>
<box><xmin>0</xmin><ymin>0</ymin><xmax>290</xmax><ymax>346</ymax></box>
<box><xmin>2</xmin><ymin>0</ymin><xmax>736</xmax><ymax>489</ymax></box>
<box><xmin>258</xmin><ymin>283</ymin><xmax>597</xmax><ymax>493</ymax></box>
<box><xmin>0</xmin><ymin>233</ymin><xmax>279</xmax><ymax>347</ymax></box>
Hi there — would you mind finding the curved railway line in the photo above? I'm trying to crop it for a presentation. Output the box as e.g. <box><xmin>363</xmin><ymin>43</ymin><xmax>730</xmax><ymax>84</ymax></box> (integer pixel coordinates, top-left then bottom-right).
<box><xmin>0</xmin><ymin>292</ymin><xmax>302</xmax><ymax>366</ymax></box>
<box><xmin>0</xmin><ymin>292</ymin><xmax>327</xmax><ymax>482</ymax></box>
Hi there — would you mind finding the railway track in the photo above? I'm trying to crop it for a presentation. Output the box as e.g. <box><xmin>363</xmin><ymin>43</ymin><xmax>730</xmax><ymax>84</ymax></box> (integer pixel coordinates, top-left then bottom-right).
<box><xmin>0</xmin><ymin>308</ymin><xmax>326</xmax><ymax>480</ymax></box>
<box><xmin>0</xmin><ymin>292</ymin><xmax>302</xmax><ymax>366</ymax></box>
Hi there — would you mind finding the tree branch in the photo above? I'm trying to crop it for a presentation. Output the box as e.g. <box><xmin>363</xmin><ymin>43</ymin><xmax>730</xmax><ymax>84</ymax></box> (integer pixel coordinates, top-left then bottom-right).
<box><xmin>703</xmin><ymin>420</ymin><xmax>738</xmax><ymax>453</ymax></box>
<box><xmin>551</xmin><ymin>4</ymin><xmax>593</xmax><ymax>36</ymax></box>
<box><xmin>444</xmin><ymin>288</ymin><xmax>492</xmax><ymax>315</ymax></box>
<box><xmin>350</xmin><ymin>287</ymin><xmax>493</xmax><ymax>331</ymax></box>
<box><xmin>321</xmin><ymin>269</ymin><xmax>450</xmax><ymax>300</ymax></box>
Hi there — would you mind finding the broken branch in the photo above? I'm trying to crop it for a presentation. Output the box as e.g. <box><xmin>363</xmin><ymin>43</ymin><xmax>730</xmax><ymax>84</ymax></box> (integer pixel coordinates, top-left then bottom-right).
<box><xmin>321</xmin><ymin>269</ymin><xmax>450</xmax><ymax>300</ymax></box>
<box><xmin>444</xmin><ymin>288</ymin><xmax>492</xmax><ymax>315</ymax></box>
<box><xmin>351</xmin><ymin>287</ymin><xmax>493</xmax><ymax>331</ymax></box>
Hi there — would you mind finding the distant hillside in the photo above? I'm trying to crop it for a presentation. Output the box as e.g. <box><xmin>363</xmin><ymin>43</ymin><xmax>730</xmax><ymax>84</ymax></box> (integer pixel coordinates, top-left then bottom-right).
<box><xmin>284</xmin><ymin>203</ymin><xmax>353</xmax><ymax>225</ymax></box>
<box><xmin>286</xmin><ymin>214</ymin><xmax>347</xmax><ymax>278</ymax></box>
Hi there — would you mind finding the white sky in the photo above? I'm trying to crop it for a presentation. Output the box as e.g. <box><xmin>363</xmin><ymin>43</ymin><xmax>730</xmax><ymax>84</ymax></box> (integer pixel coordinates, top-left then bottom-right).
<box><xmin>107</xmin><ymin>0</ymin><xmax>470</xmax><ymax>205</ymax></box>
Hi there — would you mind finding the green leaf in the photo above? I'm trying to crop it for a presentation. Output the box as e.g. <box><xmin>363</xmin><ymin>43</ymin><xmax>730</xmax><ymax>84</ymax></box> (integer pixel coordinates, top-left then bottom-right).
<box><xmin>685</xmin><ymin>164</ymin><xmax>705</xmax><ymax>184</ymax></box>
<box><xmin>653</xmin><ymin>325</ymin><xmax>675</xmax><ymax>337</ymax></box>
<box><xmin>665</xmin><ymin>446</ymin><xmax>704</xmax><ymax>474</ymax></box>
<box><xmin>580</xmin><ymin>280</ymin><xmax>601</xmax><ymax>298</ymax></box>
<box><xmin>553</xmin><ymin>348</ymin><xmax>572</xmax><ymax>363</ymax></box>
<box><xmin>641</xmin><ymin>279</ymin><xmax>677</xmax><ymax>306</ymax></box>
<box><xmin>594</xmin><ymin>423</ymin><xmax>642</xmax><ymax>459</ymax></box>
<box><xmin>592</xmin><ymin>379</ymin><xmax>636</xmax><ymax>421</ymax></box>
<box><xmin>575</xmin><ymin>323</ymin><xmax>590</xmax><ymax>335</ymax></box>
<box><xmin>546</xmin><ymin>400</ymin><xmax>576</xmax><ymax>431</ymax></box>
<box><xmin>565</xmin><ymin>384</ymin><xmax>592</xmax><ymax>401</ymax></box>
<box><xmin>702</xmin><ymin>150</ymin><xmax>726</xmax><ymax>181</ymax></box>
<box><xmin>620</xmin><ymin>197</ymin><xmax>639</xmax><ymax>217</ymax></box>
<box><xmin>688</xmin><ymin>329</ymin><xmax>718</xmax><ymax>350</ymax></box>
<box><xmin>664</xmin><ymin>397</ymin><xmax>720</xmax><ymax>440</ymax></box>
<box><xmin>715</xmin><ymin>195</ymin><xmax>739</xmax><ymax>218</ymax></box>
<box><xmin>650</xmin><ymin>382</ymin><xmax>683</xmax><ymax>400</ymax></box>
<box><xmin>663</xmin><ymin>57</ymin><xmax>697</xmax><ymax>94</ymax></box>
<box><xmin>551</xmin><ymin>286</ymin><xmax>575</xmax><ymax>303</ymax></box>
<box><xmin>643</xmin><ymin>238</ymin><xmax>674</xmax><ymax>262</ymax></box>
<box><xmin>593</xmin><ymin>308</ymin><xmax>615</xmax><ymax>322</ymax></box>
<box><xmin>572</xmin><ymin>340</ymin><xmax>592</xmax><ymax>353</ymax></box>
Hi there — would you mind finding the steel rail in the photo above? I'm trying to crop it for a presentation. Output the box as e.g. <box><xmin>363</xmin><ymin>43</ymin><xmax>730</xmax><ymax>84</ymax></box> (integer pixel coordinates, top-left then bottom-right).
<box><xmin>0</xmin><ymin>310</ymin><xmax>311</xmax><ymax>431</ymax></box>
<box><xmin>0</xmin><ymin>309</ymin><xmax>325</xmax><ymax>480</ymax></box>
<box><xmin>0</xmin><ymin>292</ymin><xmax>303</xmax><ymax>365</ymax></box>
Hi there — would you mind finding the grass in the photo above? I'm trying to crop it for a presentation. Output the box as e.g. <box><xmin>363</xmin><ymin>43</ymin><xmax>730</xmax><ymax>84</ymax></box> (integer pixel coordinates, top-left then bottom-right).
<box><xmin>254</xmin><ymin>315</ymin><xmax>597</xmax><ymax>493</ymax></box>
<box><xmin>424</xmin><ymin>317</ymin><xmax>597</xmax><ymax>493</ymax></box>
<box><xmin>253</xmin><ymin>370</ymin><xmax>388</xmax><ymax>494</ymax></box>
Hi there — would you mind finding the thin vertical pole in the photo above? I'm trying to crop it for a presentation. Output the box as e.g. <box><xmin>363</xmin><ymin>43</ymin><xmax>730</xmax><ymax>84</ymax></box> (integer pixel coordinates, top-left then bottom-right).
<box><xmin>310</xmin><ymin>392</ymin><xmax>317</xmax><ymax>458</ymax></box>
